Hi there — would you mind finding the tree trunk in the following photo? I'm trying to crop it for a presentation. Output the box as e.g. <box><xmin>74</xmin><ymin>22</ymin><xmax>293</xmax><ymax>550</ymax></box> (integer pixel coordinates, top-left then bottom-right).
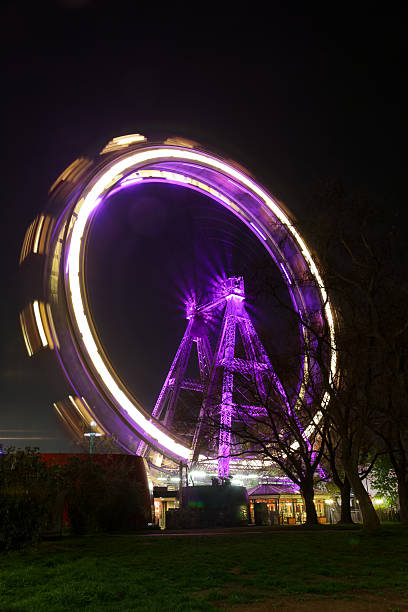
<box><xmin>388</xmin><ymin>448</ymin><xmax>408</xmax><ymax>524</ymax></box>
<box><xmin>345</xmin><ymin>468</ymin><xmax>380</xmax><ymax>530</ymax></box>
<box><xmin>341</xmin><ymin>443</ymin><xmax>381</xmax><ymax>531</ymax></box>
<box><xmin>397</xmin><ymin>473</ymin><xmax>408</xmax><ymax>524</ymax></box>
<box><xmin>300</xmin><ymin>479</ymin><xmax>319</xmax><ymax>525</ymax></box>
<box><xmin>339</xmin><ymin>476</ymin><xmax>354</xmax><ymax>524</ymax></box>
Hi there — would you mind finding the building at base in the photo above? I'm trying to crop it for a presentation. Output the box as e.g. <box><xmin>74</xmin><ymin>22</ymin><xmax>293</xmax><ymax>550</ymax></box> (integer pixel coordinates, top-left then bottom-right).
<box><xmin>248</xmin><ymin>483</ymin><xmax>333</xmax><ymax>525</ymax></box>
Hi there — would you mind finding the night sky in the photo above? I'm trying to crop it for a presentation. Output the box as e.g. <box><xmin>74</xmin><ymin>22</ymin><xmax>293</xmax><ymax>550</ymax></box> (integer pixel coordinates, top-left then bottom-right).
<box><xmin>1</xmin><ymin>2</ymin><xmax>406</xmax><ymax>451</ymax></box>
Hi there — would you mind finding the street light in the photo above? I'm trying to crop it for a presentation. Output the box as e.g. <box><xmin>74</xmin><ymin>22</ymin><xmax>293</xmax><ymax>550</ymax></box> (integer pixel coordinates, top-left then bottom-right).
<box><xmin>84</xmin><ymin>420</ymin><xmax>102</xmax><ymax>454</ymax></box>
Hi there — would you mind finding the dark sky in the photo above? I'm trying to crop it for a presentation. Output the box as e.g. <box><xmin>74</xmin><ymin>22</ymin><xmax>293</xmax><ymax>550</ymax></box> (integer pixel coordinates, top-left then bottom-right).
<box><xmin>87</xmin><ymin>181</ymin><xmax>292</xmax><ymax>410</ymax></box>
<box><xmin>1</xmin><ymin>1</ymin><xmax>406</xmax><ymax>451</ymax></box>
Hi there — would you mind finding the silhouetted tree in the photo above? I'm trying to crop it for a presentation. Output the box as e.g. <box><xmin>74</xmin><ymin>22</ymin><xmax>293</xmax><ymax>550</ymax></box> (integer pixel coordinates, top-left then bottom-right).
<box><xmin>300</xmin><ymin>181</ymin><xmax>407</xmax><ymax>527</ymax></box>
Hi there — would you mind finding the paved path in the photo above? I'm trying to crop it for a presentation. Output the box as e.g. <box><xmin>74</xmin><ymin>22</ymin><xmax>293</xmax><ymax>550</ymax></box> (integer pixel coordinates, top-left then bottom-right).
<box><xmin>138</xmin><ymin>529</ymin><xmax>267</xmax><ymax>537</ymax></box>
<box><xmin>134</xmin><ymin>525</ymin><xmax>355</xmax><ymax>537</ymax></box>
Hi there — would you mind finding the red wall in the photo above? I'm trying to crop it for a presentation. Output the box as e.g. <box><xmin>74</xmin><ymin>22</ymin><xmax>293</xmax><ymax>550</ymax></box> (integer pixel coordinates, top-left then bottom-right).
<box><xmin>41</xmin><ymin>453</ymin><xmax>152</xmax><ymax>527</ymax></box>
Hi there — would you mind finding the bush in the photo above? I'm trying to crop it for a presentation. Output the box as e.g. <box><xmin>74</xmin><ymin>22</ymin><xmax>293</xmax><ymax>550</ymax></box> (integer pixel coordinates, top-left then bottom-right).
<box><xmin>62</xmin><ymin>457</ymin><xmax>145</xmax><ymax>535</ymax></box>
<box><xmin>61</xmin><ymin>457</ymin><xmax>105</xmax><ymax>535</ymax></box>
<box><xmin>0</xmin><ymin>496</ymin><xmax>45</xmax><ymax>550</ymax></box>
<box><xmin>0</xmin><ymin>450</ymin><xmax>148</xmax><ymax>545</ymax></box>
<box><xmin>96</xmin><ymin>463</ymin><xmax>144</xmax><ymax>532</ymax></box>
<box><xmin>0</xmin><ymin>448</ymin><xmax>57</xmax><ymax>550</ymax></box>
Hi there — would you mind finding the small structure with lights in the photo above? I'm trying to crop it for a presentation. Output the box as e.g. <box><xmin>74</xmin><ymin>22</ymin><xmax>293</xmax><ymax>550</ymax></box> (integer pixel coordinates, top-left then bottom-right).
<box><xmin>248</xmin><ymin>482</ymin><xmax>334</xmax><ymax>525</ymax></box>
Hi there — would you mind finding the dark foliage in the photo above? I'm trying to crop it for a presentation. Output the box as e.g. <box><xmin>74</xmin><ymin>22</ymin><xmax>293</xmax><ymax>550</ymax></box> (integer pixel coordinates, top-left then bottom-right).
<box><xmin>61</xmin><ymin>457</ymin><xmax>145</xmax><ymax>536</ymax></box>
<box><xmin>0</xmin><ymin>448</ymin><xmax>58</xmax><ymax>550</ymax></box>
<box><xmin>0</xmin><ymin>449</ymin><xmax>147</xmax><ymax>547</ymax></box>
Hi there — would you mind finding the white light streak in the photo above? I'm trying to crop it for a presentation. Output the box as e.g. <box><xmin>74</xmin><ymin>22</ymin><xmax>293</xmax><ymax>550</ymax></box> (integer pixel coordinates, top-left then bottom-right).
<box><xmin>100</xmin><ymin>134</ymin><xmax>147</xmax><ymax>154</ymax></box>
<box><xmin>0</xmin><ymin>437</ymin><xmax>56</xmax><ymax>440</ymax></box>
<box><xmin>123</xmin><ymin>169</ymin><xmax>236</xmax><ymax>209</ymax></box>
<box><xmin>280</xmin><ymin>262</ymin><xmax>292</xmax><ymax>285</ymax></box>
<box><xmin>113</xmin><ymin>134</ymin><xmax>146</xmax><ymax>146</ymax></box>
<box><xmin>46</xmin><ymin>303</ymin><xmax>60</xmax><ymax>350</ymax></box>
<box><xmin>65</xmin><ymin>145</ymin><xmax>337</xmax><ymax>463</ymax></box>
<box><xmin>33</xmin><ymin>215</ymin><xmax>45</xmax><ymax>253</ymax></box>
<box><xmin>19</xmin><ymin>312</ymin><xmax>33</xmax><ymax>357</ymax></box>
<box><xmin>33</xmin><ymin>300</ymin><xmax>48</xmax><ymax>347</ymax></box>
<box><xmin>69</xmin><ymin>395</ymin><xmax>84</xmax><ymax>417</ymax></box>
<box><xmin>250</xmin><ymin>221</ymin><xmax>267</xmax><ymax>240</ymax></box>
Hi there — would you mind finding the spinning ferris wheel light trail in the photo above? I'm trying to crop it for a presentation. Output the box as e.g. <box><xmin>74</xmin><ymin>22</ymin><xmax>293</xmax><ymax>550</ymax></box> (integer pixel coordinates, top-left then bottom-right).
<box><xmin>18</xmin><ymin>133</ymin><xmax>336</xmax><ymax>476</ymax></box>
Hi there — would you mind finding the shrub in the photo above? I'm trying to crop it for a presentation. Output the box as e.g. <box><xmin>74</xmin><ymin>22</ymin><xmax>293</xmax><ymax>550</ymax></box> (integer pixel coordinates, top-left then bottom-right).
<box><xmin>62</xmin><ymin>457</ymin><xmax>106</xmax><ymax>535</ymax></box>
<box><xmin>95</xmin><ymin>462</ymin><xmax>144</xmax><ymax>532</ymax></box>
<box><xmin>62</xmin><ymin>457</ymin><xmax>146</xmax><ymax>535</ymax></box>
<box><xmin>0</xmin><ymin>450</ymin><xmax>148</xmax><ymax>545</ymax></box>
<box><xmin>0</xmin><ymin>448</ymin><xmax>56</xmax><ymax>550</ymax></box>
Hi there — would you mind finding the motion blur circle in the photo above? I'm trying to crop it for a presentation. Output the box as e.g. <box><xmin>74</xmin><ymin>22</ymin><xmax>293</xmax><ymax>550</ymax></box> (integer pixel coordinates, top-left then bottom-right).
<box><xmin>22</xmin><ymin>134</ymin><xmax>336</xmax><ymax>464</ymax></box>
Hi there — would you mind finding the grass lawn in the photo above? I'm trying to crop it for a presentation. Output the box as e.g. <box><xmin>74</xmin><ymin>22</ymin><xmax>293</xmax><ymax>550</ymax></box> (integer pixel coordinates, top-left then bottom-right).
<box><xmin>1</xmin><ymin>525</ymin><xmax>408</xmax><ymax>611</ymax></box>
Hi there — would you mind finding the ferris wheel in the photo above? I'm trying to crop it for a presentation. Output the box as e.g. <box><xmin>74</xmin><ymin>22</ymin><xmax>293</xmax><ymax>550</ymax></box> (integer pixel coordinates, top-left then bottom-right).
<box><xmin>19</xmin><ymin>134</ymin><xmax>336</xmax><ymax>476</ymax></box>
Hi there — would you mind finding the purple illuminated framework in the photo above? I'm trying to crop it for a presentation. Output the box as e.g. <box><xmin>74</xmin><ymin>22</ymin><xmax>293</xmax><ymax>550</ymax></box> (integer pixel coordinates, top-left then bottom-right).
<box><xmin>23</xmin><ymin>136</ymin><xmax>335</xmax><ymax>475</ymax></box>
<box><xmin>138</xmin><ymin>276</ymin><xmax>288</xmax><ymax>480</ymax></box>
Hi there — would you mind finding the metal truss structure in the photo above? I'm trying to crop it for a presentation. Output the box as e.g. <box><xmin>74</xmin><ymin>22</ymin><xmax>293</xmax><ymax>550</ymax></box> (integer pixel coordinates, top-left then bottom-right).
<box><xmin>19</xmin><ymin>133</ymin><xmax>336</xmax><ymax>472</ymax></box>
<box><xmin>139</xmin><ymin>276</ymin><xmax>287</xmax><ymax>480</ymax></box>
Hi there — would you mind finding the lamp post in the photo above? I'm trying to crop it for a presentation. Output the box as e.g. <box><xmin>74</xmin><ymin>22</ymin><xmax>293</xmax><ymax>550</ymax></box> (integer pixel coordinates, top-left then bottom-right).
<box><xmin>84</xmin><ymin>420</ymin><xmax>102</xmax><ymax>454</ymax></box>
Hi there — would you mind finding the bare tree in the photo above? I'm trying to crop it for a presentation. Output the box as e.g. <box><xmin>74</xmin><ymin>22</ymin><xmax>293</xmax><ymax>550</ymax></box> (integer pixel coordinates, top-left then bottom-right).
<box><xmin>322</xmin><ymin>429</ymin><xmax>353</xmax><ymax>524</ymax></box>
<box><xmin>300</xmin><ymin>181</ymin><xmax>407</xmax><ymax>527</ymax></box>
<box><xmin>200</xmin><ymin>343</ymin><xmax>328</xmax><ymax>526</ymax></box>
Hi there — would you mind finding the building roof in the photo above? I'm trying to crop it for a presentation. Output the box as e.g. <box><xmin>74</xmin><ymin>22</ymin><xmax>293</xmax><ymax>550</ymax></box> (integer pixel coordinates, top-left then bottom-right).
<box><xmin>248</xmin><ymin>483</ymin><xmax>300</xmax><ymax>496</ymax></box>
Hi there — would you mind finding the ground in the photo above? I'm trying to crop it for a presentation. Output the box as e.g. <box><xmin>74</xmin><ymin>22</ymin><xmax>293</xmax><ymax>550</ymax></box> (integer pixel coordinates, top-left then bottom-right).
<box><xmin>1</xmin><ymin>525</ymin><xmax>407</xmax><ymax>611</ymax></box>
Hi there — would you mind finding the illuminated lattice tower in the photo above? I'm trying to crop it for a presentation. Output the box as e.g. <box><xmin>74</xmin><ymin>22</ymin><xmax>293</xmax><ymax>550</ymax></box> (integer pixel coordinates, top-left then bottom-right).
<box><xmin>138</xmin><ymin>276</ymin><xmax>285</xmax><ymax>480</ymax></box>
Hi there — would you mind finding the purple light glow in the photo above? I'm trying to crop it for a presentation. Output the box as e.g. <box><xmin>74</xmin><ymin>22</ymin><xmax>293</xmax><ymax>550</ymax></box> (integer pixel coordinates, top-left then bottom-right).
<box><xmin>139</xmin><ymin>275</ymin><xmax>290</xmax><ymax>480</ymax></box>
<box><xmin>41</xmin><ymin>138</ymin><xmax>335</xmax><ymax>471</ymax></box>
<box><xmin>185</xmin><ymin>296</ymin><xmax>197</xmax><ymax>320</ymax></box>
